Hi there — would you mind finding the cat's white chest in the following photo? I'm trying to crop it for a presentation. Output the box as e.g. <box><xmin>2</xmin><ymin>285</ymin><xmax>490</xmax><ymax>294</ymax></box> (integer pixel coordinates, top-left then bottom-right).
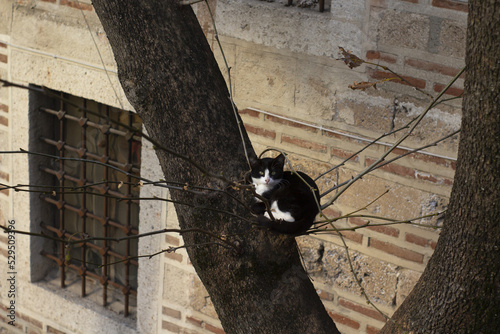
<box><xmin>264</xmin><ymin>201</ymin><xmax>295</xmax><ymax>222</ymax></box>
<box><xmin>254</xmin><ymin>183</ymin><xmax>272</xmax><ymax>198</ymax></box>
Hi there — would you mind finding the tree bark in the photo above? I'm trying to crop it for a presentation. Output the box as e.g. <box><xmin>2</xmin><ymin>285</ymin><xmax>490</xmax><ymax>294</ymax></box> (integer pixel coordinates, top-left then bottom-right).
<box><xmin>91</xmin><ymin>2</ymin><xmax>338</xmax><ymax>333</ymax></box>
<box><xmin>381</xmin><ymin>1</ymin><xmax>500</xmax><ymax>333</ymax></box>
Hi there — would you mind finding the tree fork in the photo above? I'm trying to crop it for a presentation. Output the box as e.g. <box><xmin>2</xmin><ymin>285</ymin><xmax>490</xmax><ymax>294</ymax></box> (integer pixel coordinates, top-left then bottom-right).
<box><xmin>91</xmin><ymin>1</ymin><xmax>339</xmax><ymax>333</ymax></box>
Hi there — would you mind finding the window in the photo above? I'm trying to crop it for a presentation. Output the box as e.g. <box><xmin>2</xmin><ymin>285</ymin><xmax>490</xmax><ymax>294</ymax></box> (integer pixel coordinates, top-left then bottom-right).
<box><xmin>30</xmin><ymin>88</ymin><xmax>142</xmax><ymax>317</ymax></box>
<box><xmin>257</xmin><ymin>0</ymin><xmax>331</xmax><ymax>13</ymax></box>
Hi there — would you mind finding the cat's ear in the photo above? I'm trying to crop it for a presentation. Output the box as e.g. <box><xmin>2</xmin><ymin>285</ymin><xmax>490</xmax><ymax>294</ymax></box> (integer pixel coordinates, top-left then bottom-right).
<box><xmin>274</xmin><ymin>153</ymin><xmax>286</xmax><ymax>168</ymax></box>
<box><xmin>248</xmin><ymin>153</ymin><xmax>259</xmax><ymax>169</ymax></box>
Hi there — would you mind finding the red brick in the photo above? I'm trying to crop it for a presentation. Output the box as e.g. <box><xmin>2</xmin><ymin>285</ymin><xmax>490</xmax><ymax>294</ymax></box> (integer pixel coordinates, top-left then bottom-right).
<box><xmin>338</xmin><ymin>298</ymin><xmax>387</xmax><ymax>322</ymax></box>
<box><xmin>433</xmin><ymin>83</ymin><xmax>464</xmax><ymax>97</ymax></box>
<box><xmin>331</xmin><ymin>147</ymin><xmax>359</xmax><ymax>162</ymax></box>
<box><xmin>165</xmin><ymin>234</ymin><xmax>180</xmax><ymax>246</ymax></box>
<box><xmin>405</xmin><ymin>58</ymin><xmax>462</xmax><ymax>77</ymax></box>
<box><xmin>349</xmin><ymin>217</ymin><xmax>399</xmax><ymax>237</ymax></box>
<box><xmin>19</xmin><ymin>313</ymin><xmax>43</xmax><ymax>329</ymax></box>
<box><xmin>281</xmin><ymin>135</ymin><xmax>327</xmax><ymax>153</ymax></box>
<box><xmin>317</xmin><ymin>289</ymin><xmax>334</xmax><ymax>301</ymax></box>
<box><xmin>47</xmin><ymin>326</ymin><xmax>66</xmax><ymax>334</ymax></box>
<box><xmin>0</xmin><ymin>247</ymin><xmax>7</xmax><ymax>258</ymax></box>
<box><xmin>367</xmin><ymin>325</ymin><xmax>382</xmax><ymax>334</ymax></box>
<box><xmin>400</xmin><ymin>0</ymin><xmax>418</xmax><ymax>3</ymax></box>
<box><xmin>369</xmin><ymin>70</ymin><xmax>426</xmax><ymax>89</ymax></box>
<box><xmin>366</xmin><ymin>50</ymin><xmax>397</xmax><ymax>64</ymax></box>
<box><xmin>369</xmin><ymin>238</ymin><xmax>424</xmax><ymax>263</ymax></box>
<box><xmin>186</xmin><ymin>316</ymin><xmax>203</xmax><ymax>327</ymax></box>
<box><xmin>443</xmin><ymin>177</ymin><xmax>454</xmax><ymax>186</ymax></box>
<box><xmin>164</xmin><ymin>251</ymin><xmax>183</xmax><ymax>262</ymax></box>
<box><xmin>265</xmin><ymin>114</ymin><xmax>318</xmax><ymax>133</ymax></box>
<box><xmin>162</xmin><ymin>320</ymin><xmax>180</xmax><ymax>333</ymax></box>
<box><xmin>366</xmin><ymin>157</ymin><xmax>415</xmax><ymax>178</ymax></box>
<box><xmin>0</xmin><ymin>54</ymin><xmax>7</xmax><ymax>64</ymax></box>
<box><xmin>415</xmin><ymin>172</ymin><xmax>439</xmax><ymax>183</ymax></box>
<box><xmin>244</xmin><ymin>124</ymin><xmax>276</xmax><ymax>140</ymax></box>
<box><xmin>415</xmin><ymin>171</ymin><xmax>453</xmax><ymax>185</ymax></box>
<box><xmin>40</xmin><ymin>0</ymin><xmax>56</xmax><ymax>3</ymax></box>
<box><xmin>328</xmin><ymin>311</ymin><xmax>360</xmax><ymax>329</ymax></box>
<box><xmin>370</xmin><ymin>0</ymin><xmax>387</xmax><ymax>8</ymax></box>
<box><xmin>366</xmin><ymin>50</ymin><xmax>380</xmax><ymax>60</ymax></box>
<box><xmin>239</xmin><ymin>108</ymin><xmax>260</xmax><ymax>118</ymax></box>
<box><xmin>0</xmin><ymin>115</ymin><xmax>7</xmax><ymax>127</ymax></box>
<box><xmin>322</xmin><ymin>207</ymin><xmax>341</xmax><ymax>219</ymax></box>
<box><xmin>397</xmin><ymin>149</ymin><xmax>456</xmax><ymax>170</ymax></box>
<box><xmin>0</xmin><ymin>170</ymin><xmax>8</xmax><ymax>181</ymax></box>
<box><xmin>430</xmin><ymin>241</ymin><xmax>438</xmax><ymax>249</ymax></box>
<box><xmin>341</xmin><ymin>230</ymin><xmax>364</xmax><ymax>244</ymax></box>
<box><xmin>60</xmin><ymin>0</ymin><xmax>93</xmax><ymax>11</ymax></box>
<box><xmin>323</xmin><ymin>131</ymin><xmax>342</xmax><ymax>140</ymax></box>
<box><xmin>0</xmin><ymin>42</ymin><xmax>6</xmax><ymax>48</ymax></box>
<box><xmin>205</xmin><ymin>323</ymin><xmax>225</xmax><ymax>334</ymax></box>
<box><xmin>432</xmin><ymin>0</ymin><xmax>468</xmax><ymax>12</ymax></box>
<box><xmin>162</xmin><ymin>306</ymin><xmax>182</xmax><ymax>319</ymax></box>
<box><xmin>0</xmin><ymin>188</ymin><xmax>9</xmax><ymax>196</ymax></box>
<box><xmin>391</xmin><ymin>147</ymin><xmax>456</xmax><ymax>170</ymax></box>
<box><xmin>0</xmin><ymin>104</ymin><xmax>8</xmax><ymax>113</ymax></box>
<box><xmin>405</xmin><ymin>233</ymin><xmax>430</xmax><ymax>247</ymax></box>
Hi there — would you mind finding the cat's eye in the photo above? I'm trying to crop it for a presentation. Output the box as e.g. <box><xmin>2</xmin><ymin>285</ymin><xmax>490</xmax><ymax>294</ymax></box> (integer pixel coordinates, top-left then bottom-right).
<box><xmin>259</xmin><ymin>171</ymin><xmax>264</xmax><ymax>175</ymax></box>
<box><xmin>271</xmin><ymin>172</ymin><xmax>276</xmax><ymax>175</ymax></box>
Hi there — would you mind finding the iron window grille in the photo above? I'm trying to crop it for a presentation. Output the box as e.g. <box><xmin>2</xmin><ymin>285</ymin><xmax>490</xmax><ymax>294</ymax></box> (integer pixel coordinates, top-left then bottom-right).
<box><xmin>288</xmin><ymin>0</ymin><xmax>326</xmax><ymax>12</ymax></box>
<box><xmin>37</xmin><ymin>90</ymin><xmax>142</xmax><ymax>317</ymax></box>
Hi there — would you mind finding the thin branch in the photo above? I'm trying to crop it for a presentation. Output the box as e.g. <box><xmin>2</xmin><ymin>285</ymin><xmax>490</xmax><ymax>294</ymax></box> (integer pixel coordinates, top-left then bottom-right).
<box><xmin>321</xmin><ymin>66</ymin><xmax>465</xmax><ymax>209</ymax></box>
<box><xmin>0</xmin><ymin>79</ymin><xmax>240</xmax><ymax>187</ymax></box>
<box><xmin>204</xmin><ymin>0</ymin><xmax>252</xmax><ymax>167</ymax></box>
<box><xmin>315</xmin><ymin>117</ymin><xmax>417</xmax><ymax>181</ymax></box>
<box><xmin>1</xmin><ymin>223</ymin><xmax>241</xmax><ymax>254</ymax></box>
<box><xmin>310</xmin><ymin>212</ymin><xmax>444</xmax><ymax>233</ymax></box>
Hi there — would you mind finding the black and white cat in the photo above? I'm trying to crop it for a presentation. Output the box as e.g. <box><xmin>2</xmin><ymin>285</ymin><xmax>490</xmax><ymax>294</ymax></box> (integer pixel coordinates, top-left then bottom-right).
<box><xmin>249</xmin><ymin>154</ymin><xmax>320</xmax><ymax>234</ymax></box>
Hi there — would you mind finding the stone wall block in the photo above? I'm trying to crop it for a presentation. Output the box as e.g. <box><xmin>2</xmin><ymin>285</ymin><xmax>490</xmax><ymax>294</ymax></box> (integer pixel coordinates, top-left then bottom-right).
<box><xmin>189</xmin><ymin>274</ymin><xmax>218</xmax><ymax>319</ymax></box>
<box><xmin>439</xmin><ymin>20</ymin><xmax>466</xmax><ymax>58</ymax></box>
<box><xmin>298</xmin><ymin>238</ymin><xmax>398</xmax><ymax>306</ymax></box>
<box><xmin>395</xmin><ymin>268</ymin><xmax>421</xmax><ymax>306</ymax></box>
<box><xmin>377</xmin><ymin>11</ymin><xmax>430</xmax><ymax>51</ymax></box>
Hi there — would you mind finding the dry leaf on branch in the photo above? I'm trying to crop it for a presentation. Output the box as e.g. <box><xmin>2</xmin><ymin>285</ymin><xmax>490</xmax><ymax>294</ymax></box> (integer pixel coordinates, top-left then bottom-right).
<box><xmin>338</xmin><ymin>46</ymin><xmax>364</xmax><ymax>69</ymax></box>
<box><xmin>349</xmin><ymin>81</ymin><xmax>378</xmax><ymax>90</ymax></box>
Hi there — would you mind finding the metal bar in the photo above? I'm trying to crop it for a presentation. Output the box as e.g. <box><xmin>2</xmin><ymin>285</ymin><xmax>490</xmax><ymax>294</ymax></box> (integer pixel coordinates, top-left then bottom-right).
<box><xmin>40</xmin><ymin>137</ymin><xmax>140</xmax><ymax>174</ymax></box>
<box><xmin>41</xmin><ymin>223</ymin><xmax>140</xmax><ymax>267</ymax></box>
<box><xmin>102</xmin><ymin>103</ymin><xmax>109</xmax><ymax>308</ymax></box>
<box><xmin>42</xmin><ymin>195</ymin><xmax>139</xmax><ymax>236</ymax></box>
<box><xmin>39</xmin><ymin>107</ymin><xmax>141</xmax><ymax>141</ymax></box>
<box><xmin>59</xmin><ymin>92</ymin><xmax>66</xmax><ymax>288</ymax></box>
<box><xmin>124</xmin><ymin>113</ymin><xmax>133</xmax><ymax>317</ymax></box>
<box><xmin>41</xmin><ymin>167</ymin><xmax>141</xmax><ymax>204</ymax></box>
<box><xmin>81</xmin><ymin>99</ymin><xmax>88</xmax><ymax>298</ymax></box>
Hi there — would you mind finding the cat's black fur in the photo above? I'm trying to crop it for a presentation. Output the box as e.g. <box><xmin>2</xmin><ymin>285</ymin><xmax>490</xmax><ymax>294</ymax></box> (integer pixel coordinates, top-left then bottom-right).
<box><xmin>249</xmin><ymin>154</ymin><xmax>320</xmax><ymax>234</ymax></box>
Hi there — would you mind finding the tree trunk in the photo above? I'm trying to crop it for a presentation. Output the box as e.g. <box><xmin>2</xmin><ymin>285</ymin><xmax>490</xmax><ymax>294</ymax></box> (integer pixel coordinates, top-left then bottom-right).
<box><xmin>91</xmin><ymin>2</ymin><xmax>338</xmax><ymax>333</ymax></box>
<box><xmin>381</xmin><ymin>1</ymin><xmax>500</xmax><ymax>333</ymax></box>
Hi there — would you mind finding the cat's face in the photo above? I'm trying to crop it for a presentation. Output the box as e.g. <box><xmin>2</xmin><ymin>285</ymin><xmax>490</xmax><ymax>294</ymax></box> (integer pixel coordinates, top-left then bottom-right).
<box><xmin>249</xmin><ymin>154</ymin><xmax>285</xmax><ymax>194</ymax></box>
